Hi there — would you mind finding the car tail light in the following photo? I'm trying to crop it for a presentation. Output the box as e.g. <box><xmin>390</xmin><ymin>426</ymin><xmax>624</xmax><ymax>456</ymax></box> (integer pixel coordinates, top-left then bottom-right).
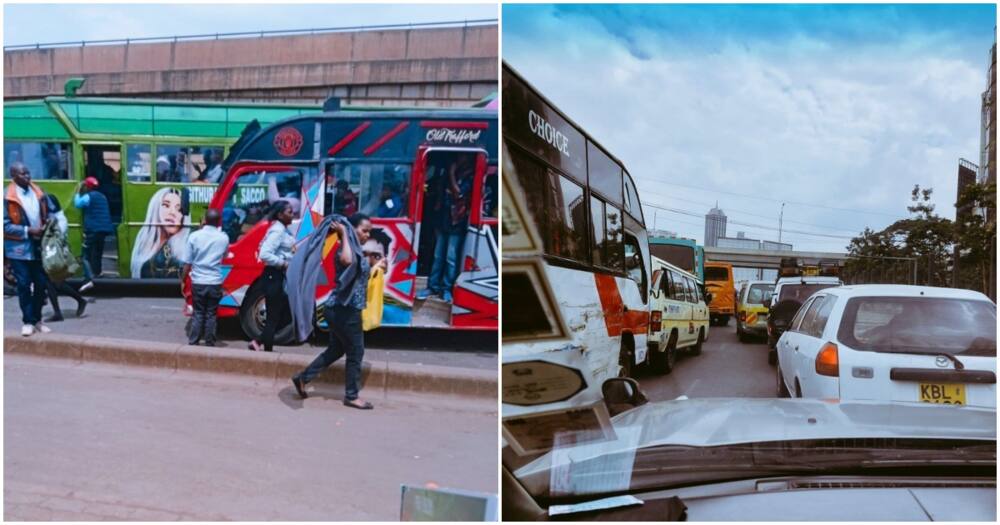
<box><xmin>815</xmin><ymin>342</ymin><xmax>839</xmax><ymax>377</ymax></box>
<box><xmin>650</xmin><ymin>311</ymin><xmax>662</xmax><ymax>333</ymax></box>
<box><xmin>738</xmin><ymin>311</ymin><xmax>746</xmax><ymax>322</ymax></box>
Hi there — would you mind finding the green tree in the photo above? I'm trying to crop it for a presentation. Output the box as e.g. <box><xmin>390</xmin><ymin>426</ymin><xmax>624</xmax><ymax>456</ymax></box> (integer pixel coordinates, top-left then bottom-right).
<box><xmin>954</xmin><ymin>181</ymin><xmax>996</xmax><ymax>295</ymax></box>
<box><xmin>846</xmin><ymin>185</ymin><xmax>955</xmax><ymax>286</ymax></box>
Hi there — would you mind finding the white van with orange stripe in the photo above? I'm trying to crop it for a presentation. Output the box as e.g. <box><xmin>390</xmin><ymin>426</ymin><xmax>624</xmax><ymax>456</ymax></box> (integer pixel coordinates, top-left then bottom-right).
<box><xmin>501</xmin><ymin>63</ymin><xmax>652</xmax><ymax>396</ymax></box>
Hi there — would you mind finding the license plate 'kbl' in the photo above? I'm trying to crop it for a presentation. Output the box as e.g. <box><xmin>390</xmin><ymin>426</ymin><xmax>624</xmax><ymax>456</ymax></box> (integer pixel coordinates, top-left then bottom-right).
<box><xmin>919</xmin><ymin>383</ymin><xmax>965</xmax><ymax>405</ymax></box>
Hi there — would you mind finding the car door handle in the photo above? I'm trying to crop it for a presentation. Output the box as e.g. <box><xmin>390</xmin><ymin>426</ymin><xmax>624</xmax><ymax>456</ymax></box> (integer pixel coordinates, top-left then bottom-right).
<box><xmin>794</xmin><ymin>346</ymin><xmax>799</xmax><ymax>352</ymax></box>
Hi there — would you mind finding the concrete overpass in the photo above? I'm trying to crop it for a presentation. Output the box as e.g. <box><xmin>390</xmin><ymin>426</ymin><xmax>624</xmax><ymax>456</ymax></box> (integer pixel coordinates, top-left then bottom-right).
<box><xmin>705</xmin><ymin>246</ymin><xmax>848</xmax><ymax>269</ymax></box>
<box><xmin>3</xmin><ymin>20</ymin><xmax>497</xmax><ymax>107</ymax></box>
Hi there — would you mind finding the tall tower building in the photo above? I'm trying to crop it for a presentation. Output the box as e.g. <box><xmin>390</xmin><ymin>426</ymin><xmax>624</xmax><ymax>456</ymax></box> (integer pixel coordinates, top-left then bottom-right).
<box><xmin>704</xmin><ymin>203</ymin><xmax>727</xmax><ymax>247</ymax></box>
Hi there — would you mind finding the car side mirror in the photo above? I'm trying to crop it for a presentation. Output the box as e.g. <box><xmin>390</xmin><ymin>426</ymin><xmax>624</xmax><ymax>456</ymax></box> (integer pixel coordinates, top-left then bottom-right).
<box><xmin>705</xmin><ymin>292</ymin><xmax>713</xmax><ymax>303</ymax></box>
<box><xmin>602</xmin><ymin>377</ymin><xmax>648</xmax><ymax>416</ymax></box>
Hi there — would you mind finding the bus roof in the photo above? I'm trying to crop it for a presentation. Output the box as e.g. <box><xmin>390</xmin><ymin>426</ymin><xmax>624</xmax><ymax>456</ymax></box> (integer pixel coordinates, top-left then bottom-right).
<box><xmin>4</xmin><ymin>96</ymin><xmax>323</xmax><ymax>141</ymax></box>
<box><xmin>4</xmin><ymin>96</ymin><xmax>485</xmax><ymax>142</ymax></box>
<box><xmin>223</xmin><ymin>106</ymin><xmax>498</xmax><ymax>166</ymax></box>
<box><xmin>502</xmin><ymin>62</ymin><xmax>630</xmax><ymax>176</ymax></box>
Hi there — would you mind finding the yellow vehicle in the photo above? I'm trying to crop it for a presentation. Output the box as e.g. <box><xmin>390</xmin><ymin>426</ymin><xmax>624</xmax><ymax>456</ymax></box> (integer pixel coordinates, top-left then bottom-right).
<box><xmin>646</xmin><ymin>256</ymin><xmax>710</xmax><ymax>374</ymax></box>
<box><xmin>736</xmin><ymin>280</ymin><xmax>774</xmax><ymax>343</ymax></box>
<box><xmin>704</xmin><ymin>261</ymin><xmax>735</xmax><ymax>326</ymax></box>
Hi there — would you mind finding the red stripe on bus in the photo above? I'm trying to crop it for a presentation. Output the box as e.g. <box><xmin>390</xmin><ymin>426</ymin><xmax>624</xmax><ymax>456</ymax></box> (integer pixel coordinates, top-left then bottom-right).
<box><xmin>419</xmin><ymin>120</ymin><xmax>489</xmax><ymax>129</ymax></box>
<box><xmin>363</xmin><ymin>121</ymin><xmax>409</xmax><ymax>156</ymax></box>
<box><xmin>327</xmin><ymin>121</ymin><xmax>371</xmax><ymax>156</ymax></box>
<box><xmin>594</xmin><ymin>273</ymin><xmax>649</xmax><ymax>336</ymax></box>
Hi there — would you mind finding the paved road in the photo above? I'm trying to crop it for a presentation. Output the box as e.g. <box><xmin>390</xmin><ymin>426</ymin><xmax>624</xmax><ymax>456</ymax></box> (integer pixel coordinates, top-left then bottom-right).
<box><xmin>635</xmin><ymin>322</ymin><xmax>776</xmax><ymax>401</ymax></box>
<box><xmin>4</xmin><ymin>293</ymin><xmax>496</xmax><ymax>370</ymax></box>
<box><xmin>4</xmin><ymin>354</ymin><xmax>497</xmax><ymax>521</ymax></box>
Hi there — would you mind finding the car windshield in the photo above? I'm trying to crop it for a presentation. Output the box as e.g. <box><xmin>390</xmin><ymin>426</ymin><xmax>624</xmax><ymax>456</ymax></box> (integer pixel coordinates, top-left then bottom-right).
<box><xmin>777</xmin><ymin>283</ymin><xmax>837</xmax><ymax>303</ymax></box>
<box><xmin>747</xmin><ymin>284</ymin><xmax>774</xmax><ymax>304</ymax></box>
<box><xmin>838</xmin><ymin>297</ymin><xmax>997</xmax><ymax>356</ymax></box>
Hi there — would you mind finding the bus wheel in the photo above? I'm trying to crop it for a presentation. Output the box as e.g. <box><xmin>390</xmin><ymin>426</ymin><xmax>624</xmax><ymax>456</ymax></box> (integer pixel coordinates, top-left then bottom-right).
<box><xmin>618</xmin><ymin>339</ymin><xmax>635</xmax><ymax>378</ymax></box>
<box><xmin>240</xmin><ymin>285</ymin><xmax>295</xmax><ymax>346</ymax></box>
<box><xmin>691</xmin><ymin>328</ymin><xmax>704</xmax><ymax>356</ymax></box>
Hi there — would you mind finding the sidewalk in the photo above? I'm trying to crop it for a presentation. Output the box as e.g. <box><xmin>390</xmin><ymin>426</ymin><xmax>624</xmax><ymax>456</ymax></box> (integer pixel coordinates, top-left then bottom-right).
<box><xmin>3</xmin><ymin>294</ymin><xmax>497</xmax><ymax>371</ymax></box>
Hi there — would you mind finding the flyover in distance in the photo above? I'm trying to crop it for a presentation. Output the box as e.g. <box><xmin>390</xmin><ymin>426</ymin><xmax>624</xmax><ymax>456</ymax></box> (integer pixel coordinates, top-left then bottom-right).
<box><xmin>705</xmin><ymin>246</ymin><xmax>848</xmax><ymax>270</ymax></box>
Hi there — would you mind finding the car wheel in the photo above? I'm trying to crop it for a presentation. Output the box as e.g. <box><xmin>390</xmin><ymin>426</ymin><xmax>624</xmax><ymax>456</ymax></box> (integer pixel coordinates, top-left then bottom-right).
<box><xmin>776</xmin><ymin>364</ymin><xmax>791</xmax><ymax>398</ymax></box>
<box><xmin>650</xmin><ymin>335</ymin><xmax>676</xmax><ymax>375</ymax></box>
<box><xmin>691</xmin><ymin>328</ymin><xmax>704</xmax><ymax>356</ymax></box>
<box><xmin>239</xmin><ymin>284</ymin><xmax>295</xmax><ymax>345</ymax></box>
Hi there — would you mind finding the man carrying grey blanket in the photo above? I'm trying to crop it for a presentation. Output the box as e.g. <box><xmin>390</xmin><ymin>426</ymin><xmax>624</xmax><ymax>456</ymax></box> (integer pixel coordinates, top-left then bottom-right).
<box><xmin>289</xmin><ymin>213</ymin><xmax>374</xmax><ymax>410</ymax></box>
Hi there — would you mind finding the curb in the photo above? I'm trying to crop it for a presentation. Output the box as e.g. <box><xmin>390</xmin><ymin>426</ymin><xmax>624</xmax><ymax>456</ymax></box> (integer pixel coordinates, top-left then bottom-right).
<box><xmin>4</xmin><ymin>333</ymin><xmax>497</xmax><ymax>401</ymax></box>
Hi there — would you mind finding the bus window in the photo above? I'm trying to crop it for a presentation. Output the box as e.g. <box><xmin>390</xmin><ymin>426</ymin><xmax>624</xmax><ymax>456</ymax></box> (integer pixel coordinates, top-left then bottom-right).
<box><xmin>507</xmin><ymin>144</ymin><xmax>549</xmax><ymax>241</ymax></box>
<box><xmin>587</xmin><ymin>141</ymin><xmax>623</xmax><ymax>204</ymax></box>
<box><xmin>590</xmin><ymin>195</ymin><xmax>605</xmax><ymax>267</ymax></box>
<box><xmin>156</xmin><ymin>145</ymin><xmax>217</xmax><ymax>183</ymax></box>
<box><xmin>126</xmin><ymin>145</ymin><xmax>152</xmax><ymax>182</ymax></box>
<box><xmin>221</xmin><ymin>167</ymin><xmax>313</xmax><ymax>242</ymax></box>
<box><xmin>605</xmin><ymin>205</ymin><xmax>624</xmax><ymax>271</ymax></box>
<box><xmin>624</xmin><ymin>173</ymin><xmax>644</xmax><ymax>224</ymax></box>
<box><xmin>548</xmin><ymin>172</ymin><xmax>587</xmax><ymax>262</ymax></box>
<box><xmin>624</xmin><ymin>233</ymin><xmax>646</xmax><ymax>301</ymax></box>
<box><xmin>328</xmin><ymin>162</ymin><xmax>412</xmax><ymax>219</ymax></box>
<box><xmin>3</xmin><ymin>142</ymin><xmax>71</xmax><ymax>180</ymax></box>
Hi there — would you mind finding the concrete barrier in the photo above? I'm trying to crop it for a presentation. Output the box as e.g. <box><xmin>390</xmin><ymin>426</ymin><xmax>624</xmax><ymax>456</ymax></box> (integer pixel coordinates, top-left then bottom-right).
<box><xmin>4</xmin><ymin>334</ymin><xmax>496</xmax><ymax>401</ymax></box>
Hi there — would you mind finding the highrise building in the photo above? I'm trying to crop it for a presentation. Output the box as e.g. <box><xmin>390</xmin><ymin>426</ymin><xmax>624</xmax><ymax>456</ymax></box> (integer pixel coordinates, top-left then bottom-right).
<box><xmin>704</xmin><ymin>203</ymin><xmax>727</xmax><ymax>247</ymax></box>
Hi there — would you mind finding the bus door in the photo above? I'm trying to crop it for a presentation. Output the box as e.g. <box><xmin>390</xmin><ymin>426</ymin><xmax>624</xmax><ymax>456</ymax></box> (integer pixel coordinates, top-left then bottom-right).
<box><xmin>451</xmin><ymin>153</ymin><xmax>498</xmax><ymax>328</ymax></box>
<box><xmin>209</xmin><ymin>163</ymin><xmax>315</xmax><ymax>332</ymax></box>
<box><xmin>80</xmin><ymin>143</ymin><xmax>124</xmax><ymax>277</ymax></box>
<box><xmin>411</xmin><ymin>147</ymin><xmax>487</xmax><ymax>327</ymax></box>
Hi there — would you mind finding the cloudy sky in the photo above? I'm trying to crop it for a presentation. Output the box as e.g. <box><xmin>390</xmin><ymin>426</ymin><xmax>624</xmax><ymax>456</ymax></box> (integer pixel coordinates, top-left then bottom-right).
<box><xmin>504</xmin><ymin>4</ymin><xmax>996</xmax><ymax>252</ymax></box>
<box><xmin>3</xmin><ymin>3</ymin><xmax>497</xmax><ymax>46</ymax></box>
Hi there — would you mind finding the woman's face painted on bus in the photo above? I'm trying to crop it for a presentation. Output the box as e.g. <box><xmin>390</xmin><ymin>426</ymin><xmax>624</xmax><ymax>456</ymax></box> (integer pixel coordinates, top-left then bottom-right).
<box><xmin>354</xmin><ymin>219</ymin><xmax>373</xmax><ymax>244</ymax></box>
<box><xmin>160</xmin><ymin>192</ymin><xmax>184</xmax><ymax>235</ymax></box>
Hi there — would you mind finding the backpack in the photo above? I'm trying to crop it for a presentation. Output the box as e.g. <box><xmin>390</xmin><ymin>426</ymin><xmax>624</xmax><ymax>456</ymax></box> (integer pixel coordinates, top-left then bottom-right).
<box><xmin>41</xmin><ymin>219</ymin><xmax>80</xmax><ymax>283</ymax></box>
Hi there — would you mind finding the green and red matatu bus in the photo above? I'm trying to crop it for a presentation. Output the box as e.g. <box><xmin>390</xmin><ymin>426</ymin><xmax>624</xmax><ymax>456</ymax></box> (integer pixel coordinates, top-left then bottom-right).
<box><xmin>4</xmin><ymin>94</ymin><xmax>321</xmax><ymax>277</ymax></box>
<box><xmin>197</xmin><ymin>98</ymin><xmax>498</xmax><ymax>340</ymax></box>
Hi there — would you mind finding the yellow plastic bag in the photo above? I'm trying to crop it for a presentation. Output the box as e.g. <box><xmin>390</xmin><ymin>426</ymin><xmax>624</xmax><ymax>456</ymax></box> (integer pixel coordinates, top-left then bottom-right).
<box><xmin>362</xmin><ymin>266</ymin><xmax>385</xmax><ymax>331</ymax></box>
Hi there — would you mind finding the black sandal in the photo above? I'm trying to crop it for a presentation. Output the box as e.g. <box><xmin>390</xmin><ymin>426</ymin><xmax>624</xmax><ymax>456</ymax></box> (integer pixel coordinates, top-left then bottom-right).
<box><xmin>343</xmin><ymin>399</ymin><xmax>374</xmax><ymax>410</ymax></box>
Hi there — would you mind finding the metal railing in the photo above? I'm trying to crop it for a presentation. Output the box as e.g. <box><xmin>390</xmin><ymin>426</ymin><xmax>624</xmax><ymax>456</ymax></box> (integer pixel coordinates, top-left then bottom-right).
<box><xmin>4</xmin><ymin>18</ymin><xmax>498</xmax><ymax>51</ymax></box>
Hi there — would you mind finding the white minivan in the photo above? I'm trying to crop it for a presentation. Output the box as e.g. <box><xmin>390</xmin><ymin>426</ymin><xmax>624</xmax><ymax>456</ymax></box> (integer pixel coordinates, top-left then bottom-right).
<box><xmin>776</xmin><ymin>285</ymin><xmax>996</xmax><ymax>408</ymax></box>
<box><xmin>646</xmin><ymin>256</ymin><xmax>710</xmax><ymax>374</ymax></box>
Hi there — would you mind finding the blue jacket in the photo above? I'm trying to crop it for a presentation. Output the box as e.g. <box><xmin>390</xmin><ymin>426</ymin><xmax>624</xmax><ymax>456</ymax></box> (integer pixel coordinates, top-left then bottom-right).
<box><xmin>4</xmin><ymin>182</ymin><xmax>49</xmax><ymax>261</ymax></box>
<box><xmin>74</xmin><ymin>189</ymin><xmax>114</xmax><ymax>233</ymax></box>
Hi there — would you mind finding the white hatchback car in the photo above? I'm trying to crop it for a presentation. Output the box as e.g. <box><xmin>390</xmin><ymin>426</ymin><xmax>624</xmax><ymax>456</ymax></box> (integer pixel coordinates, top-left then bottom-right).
<box><xmin>776</xmin><ymin>285</ymin><xmax>996</xmax><ymax>408</ymax></box>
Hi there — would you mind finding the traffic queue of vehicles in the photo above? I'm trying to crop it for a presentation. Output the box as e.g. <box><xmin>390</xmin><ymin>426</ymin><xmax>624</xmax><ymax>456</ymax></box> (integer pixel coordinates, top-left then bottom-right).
<box><xmin>501</xmin><ymin>68</ymin><xmax>995</xmax><ymax>523</ymax></box>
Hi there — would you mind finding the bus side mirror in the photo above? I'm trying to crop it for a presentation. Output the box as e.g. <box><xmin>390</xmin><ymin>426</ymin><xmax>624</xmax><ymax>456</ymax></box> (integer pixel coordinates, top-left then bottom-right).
<box><xmin>602</xmin><ymin>377</ymin><xmax>648</xmax><ymax>416</ymax></box>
